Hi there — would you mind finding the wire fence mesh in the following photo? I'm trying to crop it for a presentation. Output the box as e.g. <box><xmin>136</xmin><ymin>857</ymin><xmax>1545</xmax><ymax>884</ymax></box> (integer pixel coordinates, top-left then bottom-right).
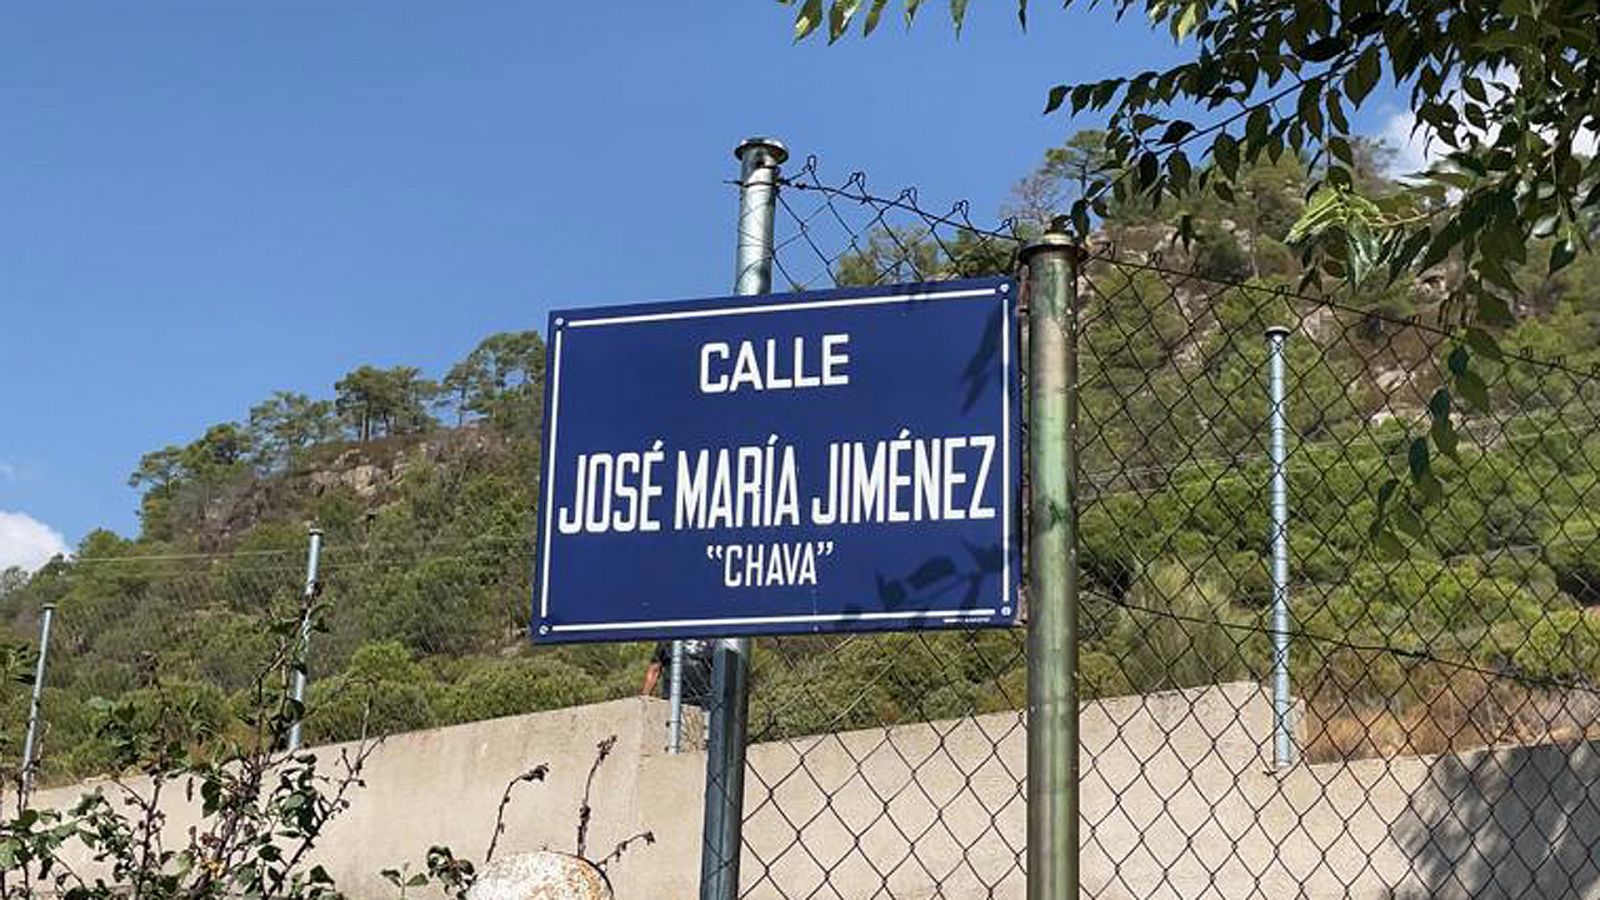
<box><xmin>4</xmin><ymin>151</ymin><xmax>1600</xmax><ymax>897</ymax></box>
<box><xmin>1</xmin><ymin>553</ymin><xmax>309</xmax><ymax>785</ymax></box>
<box><xmin>744</xmin><ymin>155</ymin><xmax>1600</xmax><ymax>898</ymax></box>
<box><xmin>737</xmin><ymin>157</ymin><xmax>1032</xmax><ymax>898</ymax></box>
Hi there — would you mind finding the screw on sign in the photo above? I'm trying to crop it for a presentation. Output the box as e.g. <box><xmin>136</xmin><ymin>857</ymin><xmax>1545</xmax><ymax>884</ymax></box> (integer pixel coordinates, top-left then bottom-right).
<box><xmin>466</xmin><ymin>852</ymin><xmax>610</xmax><ymax>900</ymax></box>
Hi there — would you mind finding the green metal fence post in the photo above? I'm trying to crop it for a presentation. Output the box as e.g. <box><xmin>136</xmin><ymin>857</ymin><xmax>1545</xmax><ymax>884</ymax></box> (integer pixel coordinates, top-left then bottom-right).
<box><xmin>1021</xmin><ymin>229</ymin><xmax>1080</xmax><ymax>900</ymax></box>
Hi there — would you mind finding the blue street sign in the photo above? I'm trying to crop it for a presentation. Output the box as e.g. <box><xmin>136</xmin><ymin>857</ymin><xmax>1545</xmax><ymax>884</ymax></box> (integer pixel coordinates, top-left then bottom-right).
<box><xmin>533</xmin><ymin>277</ymin><xmax>1020</xmax><ymax>643</ymax></box>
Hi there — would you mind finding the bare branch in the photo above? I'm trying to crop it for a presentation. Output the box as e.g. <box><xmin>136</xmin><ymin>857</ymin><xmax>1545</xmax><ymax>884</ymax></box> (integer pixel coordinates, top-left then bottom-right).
<box><xmin>484</xmin><ymin>763</ymin><xmax>549</xmax><ymax>864</ymax></box>
<box><xmin>574</xmin><ymin>735</ymin><xmax>616</xmax><ymax>859</ymax></box>
<box><xmin>595</xmin><ymin>831</ymin><xmax>655</xmax><ymax>872</ymax></box>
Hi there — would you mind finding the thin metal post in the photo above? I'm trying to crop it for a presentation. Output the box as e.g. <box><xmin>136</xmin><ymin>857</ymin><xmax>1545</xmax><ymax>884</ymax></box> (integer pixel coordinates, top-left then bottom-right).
<box><xmin>700</xmin><ymin>136</ymin><xmax>785</xmax><ymax>900</ymax></box>
<box><xmin>19</xmin><ymin>603</ymin><xmax>56</xmax><ymax>802</ymax></box>
<box><xmin>1266</xmin><ymin>326</ymin><xmax>1295</xmax><ymax>770</ymax></box>
<box><xmin>287</xmin><ymin>526</ymin><xmax>324</xmax><ymax>752</ymax></box>
<box><xmin>668</xmin><ymin>640</ymin><xmax>685</xmax><ymax>753</ymax></box>
<box><xmin>1021</xmin><ymin>229</ymin><xmax>1080</xmax><ymax>900</ymax></box>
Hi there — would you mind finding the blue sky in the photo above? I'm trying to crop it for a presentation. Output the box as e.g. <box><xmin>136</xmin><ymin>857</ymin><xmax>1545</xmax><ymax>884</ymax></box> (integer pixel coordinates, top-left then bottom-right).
<box><xmin>0</xmin><ymin>2</ymin><xmax>1405</xmax><ymax>563</ymax></box>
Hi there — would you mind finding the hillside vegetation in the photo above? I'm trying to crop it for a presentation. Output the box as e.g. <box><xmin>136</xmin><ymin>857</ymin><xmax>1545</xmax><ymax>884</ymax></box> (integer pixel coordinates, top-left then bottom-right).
<box><xmin>5</xmin><ymin>135</ymin><xmax>1600</xmax><ymax>782</ymax></box>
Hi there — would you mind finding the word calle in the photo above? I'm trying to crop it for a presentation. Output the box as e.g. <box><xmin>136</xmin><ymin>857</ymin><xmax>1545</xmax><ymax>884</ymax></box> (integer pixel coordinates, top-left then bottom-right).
<box><xmin>699</xmin><ymin>334</ymin><xmax>850</xmax><ymax>394</ymax></box>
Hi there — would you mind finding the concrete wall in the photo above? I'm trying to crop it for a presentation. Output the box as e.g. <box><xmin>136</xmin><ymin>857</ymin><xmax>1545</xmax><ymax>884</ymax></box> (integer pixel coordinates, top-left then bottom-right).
<box><xmin>34</xmin><ymin>683</ymin><xmax>1600</xmax><ymax>899</ymax></box>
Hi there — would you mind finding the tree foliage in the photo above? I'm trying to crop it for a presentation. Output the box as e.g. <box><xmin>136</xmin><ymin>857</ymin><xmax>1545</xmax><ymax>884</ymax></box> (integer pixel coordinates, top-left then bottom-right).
<box><xmin>248</xmin><ymin>392</ymin><xmax>340</xmax><ymax>473</ymax></box>
<box><xmin>796</xmin><ymin>0</ymin><xmax>1597</xmax><ymax>287</ymax></box>
<box><xmin>442</xmin><ymin>332</ymin><xmax>545</xmax><ymax>433</ymax></box>
<box><xmin>794</xmin><ymin>0</ymin><xmax>1600</xmax><ymax>529</ymax></box>
<box><xmin>334</xmin><ymin>365</ymin><xmax>437</xmax><ymax>443</ymax></box>
<box><xmin>6</xmin><ymin>137</ymin><xmax>1600</xmax><ymax>784</ymax></box>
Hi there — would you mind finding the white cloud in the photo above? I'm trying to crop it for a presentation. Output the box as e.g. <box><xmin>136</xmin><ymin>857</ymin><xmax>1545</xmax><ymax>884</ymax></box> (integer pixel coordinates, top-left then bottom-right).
<box><xmin>0</xmin><ymin>511</ymin><xmax>68</xmax><ymax>573</ymax></box>
<box><xmin>1380</xmin><ymin>107</ymin><xmax>1437</xmax><ymax>176</ymax></box>
<box><xmin>1379</xmin><ymin>67</ymin><xmax>1598</xmax><ymax>178</ymax></box>
<box><xmin>1383</xmin><ymin>106</ymin><xmax>1599</xmax><ymax>178</ymax></box>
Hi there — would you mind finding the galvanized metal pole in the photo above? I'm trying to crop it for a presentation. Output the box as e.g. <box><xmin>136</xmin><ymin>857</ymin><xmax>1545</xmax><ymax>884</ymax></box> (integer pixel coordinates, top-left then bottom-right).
<box><xmin>19</xmin><ymin>603</ymin><xmax>56</xmax><ymax>802</ymax></box>
<box><xmin>1021</xmin><ymin>230</ymin><xmax>1080</xmax><ymax>900</ymax></box>
<box><xmin>668</xmin><ymin>639</ymin><xmax>685</xmax><ymax>753</ymax></box>
<box><xmin>700</xmin><ymin>137</ymin><xmax>785</xmax><ymax>900</ymax></box>
<box><xmin>1266</xmin><ymin>326</ymin><xmax>1295</xmax><ymax>770</ymax></box>
<box><xmin>287</xmin><ymin>526</ymin><xmax>324</xmax><ymax>752</ymax></box>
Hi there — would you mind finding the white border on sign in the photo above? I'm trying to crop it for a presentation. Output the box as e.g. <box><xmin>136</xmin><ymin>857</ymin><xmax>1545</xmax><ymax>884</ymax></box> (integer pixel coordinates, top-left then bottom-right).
<box><xmin>539</xmin><ymin>283</ymin><xmax>1012</xmax><ymax>634</ymax></box>
<box><xmin>551</xmin><ymin>608</ymin><xmax>1000</xmax><ymax>633</ymax></box>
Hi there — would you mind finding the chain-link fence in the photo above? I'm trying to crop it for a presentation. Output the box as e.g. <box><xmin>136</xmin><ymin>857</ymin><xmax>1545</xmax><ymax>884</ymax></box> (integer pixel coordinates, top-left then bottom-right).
<box><xmin>1</xmin><ymin>552</ymin><xmax>309</xmax><ymax>789</ymax></box>
<box><xmin>740</xmin><ymin>156</ymin><xmax>1600</xmax><ymax>899</ymax></box>
<box><xmin>734</xmin><ymin>160</ymin><xmax>1031</xmax><ymax>898</ymax></box>
<box><xmin>6</xmin><ymin>150</ymin><xmax>1600</xmax><ymax>898</ymax></box>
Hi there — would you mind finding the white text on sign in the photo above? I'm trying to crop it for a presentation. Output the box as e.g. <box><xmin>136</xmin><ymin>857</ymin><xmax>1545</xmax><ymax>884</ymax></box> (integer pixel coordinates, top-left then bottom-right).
<box><xmin>554</xmin><ymin>431</ymin><xmax>997</xmax><ymax>536</ymax></box>
<box><xmin>699</xmin><ymin>334</ymin><xmax>851</xmax><ymax>393</ymax></box>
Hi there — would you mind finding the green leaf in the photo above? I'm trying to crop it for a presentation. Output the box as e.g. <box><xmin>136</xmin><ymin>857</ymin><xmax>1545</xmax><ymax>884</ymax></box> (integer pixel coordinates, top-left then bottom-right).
<box><xmin>1474</xmin><ymin>292</ymin><xmax>1515</xmax><ymax>327</ymax></box>
<box><xmin>1418</xmin><ymin>223</ymin><xmax>1459</xmax><ymax>271</ymax></box>
<box><xmin>1167</xmin><ymin>150</ymin><xmax>1192</xmax><ymax>189</ymax></box>
<box><xmin>828</xmin><ymin>0</ymin><xmax>862</xmax><ymax>41</ymax></box>
<box><xmin>1427</xmin><ymin>386</ymin><xmax>1451</xmax><ymax>420</ymax></box>
<box><xmin>1325</xmin><ymin>89</ymin><xmax>1350</xmax><ymax>132</ymax></box>
<box><xmin>1455</xmin><ymin>369</ymin><xmax>1491</xmax><ymax>411</ymax></box>
<box><xmin>1464</xmin><ymin>327</ymin><xmax>1503</xmax><ymax>363</ymax></box>
<box><xmin>1428</xmin><ymin>389</ymin><xmax>1459</xmax><ymax>460</ymax></box>
<box><xmin>1376</xmin><ymin>476</ymin><xmax>1400</xmax><ymax>510</ymax></box>
<box><xmin>1347</xmin><ymin>217</ymin><xmax>1381</xmax><ymax>286</ymax></box>
<box><xmin>1173</xmin><ymin>2</ymin><xmax>1202</xmax><ymax>39</ymax></box>
<box><xmin>1303</xmin><ymin>36</ymin><xmax>1349</xmax><ymax>62</ymax></box>
<box><xmin>1068</xmin><ymin>198</ymin><xmax>1091</xmax><ymax>237</ymax></box>
<box><xmin>1176</xmin><ymin>212</ymin><xmax>1196</xmax><ymax>247</ymax></box>
<box><xmin>1091</xmin><ymin>78</ymin><xmax>1121</xmax><ymax>108</ymax></box>
<box><xmin>1045</xmin><ymin>84</ymin><xmax>1069</xmax><ymax>114</ymax></box>
<box><xmin>1138</xmin><ymin>150</ymin><xmax>1160</xmax><ymax>188</ymax></box>
<box><xmin>905</xmin><ymin>0</ymin><xmax>923</xmax><ymax>27</ymax></box>
<box><xmin>1329</xmin><ymin>135</ymin><xmax>1354</xmax><ymax>166</ymax></box>
<box><xmin>1159</xmin><ymin>120</ymin><xmax>1196</xmax><ymax>144</ymax></box>
<box><xmin>1424</xmin><ymin>168</ymin><xmax>1474</xmax><ymax>190</ymax></box>
<box><xmin>1246</xmin><ymin>106</ymin><xmax>1270</xmax><ymax>148</ymax></box>
<box><xmin>794</xmin><ymin>0</ymin><xmax>825</xmax><ymax>39</ymax></box>
<box><xmin>1474</xmin><ymin>31</ymin><xmax>1524</xmax><ymax>51</ymax></box>
<box><xmin>1286</xmin><ymin>186</ymin><xmax>1344</xmax><ymax>245</ymax></box>
<box><xmin>1550</xmin><ymin>237</ymin><xmax>1577</xmax><ymax>273</ymax></box>
<box><xmin>950</xmin><ymin>0</ymin><xmax>969</xmax><ymax>34</ymax></box>
<box><xmin>1297</xmin><ymin>82</ymin><xmax>1324</xmax><ymax>134</ymax></box>
<box><xmin>1417</xmin><ymin>469</ymin><xmax>1444</xmax><ymax>506</ymax></box>
<box><xmin>863</xmin><ymin>0</ymin><xmax>889</xmax><ymax>34</ymax></box>
<box><xmin>1069</xmin><ymin>83</ymin><xmax>1093</xmax><ymax>113</ymax></box>
<box><xmin>1407</xmin><ymin>436</ymin><xmax>1431</xmax><ymax>484</ymax></box>
<box><xmin>1392</xmin><ymin>502</ymin><xmax>1424</xmax><ymax>539</ymax></box>
<box><xmin>1388</xmin><ymin>228</ymin><xmax>1431</xmax><ymax>282</ymax></box>
<box><xmin>1430</xmin><ymin>419</ymin><xmax>1459</xmax><ymax>462</ymax></box>
<box><xmin>1212</xmin><ymin>133</ymin><xmax>1239</xmax><ymax>178</ymax></box>
<box><xmin>1531</xmin><ymin>212</ymin><xmax>1560</xmax><ymax>239</ymax></box>
<box><xmin>1344</xmin><ymin>45</ymin><xmax>1381</xmax><ymax>103</ymax></box>
<box><xmin>1373</xmin><ymin>526</ymin><xmax>1407</xmax><ymax>559</ymax></box>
